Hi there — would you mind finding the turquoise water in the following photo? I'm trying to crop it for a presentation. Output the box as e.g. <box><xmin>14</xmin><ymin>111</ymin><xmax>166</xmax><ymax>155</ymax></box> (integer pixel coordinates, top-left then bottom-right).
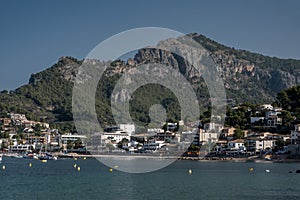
<box><xmin>0</xmin><ymin>157</ymin><xmax>299</xmax><ymax>200</ymax></box>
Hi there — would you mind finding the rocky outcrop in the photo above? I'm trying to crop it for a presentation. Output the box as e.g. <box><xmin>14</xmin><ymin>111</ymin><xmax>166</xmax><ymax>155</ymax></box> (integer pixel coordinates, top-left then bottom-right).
<box><xmin>130</xmin><ymin>34</ymin><xmax>300</xmax><ymax>104</ymax></box>
<box><xmin>5</xmin><ymin>33</ymin><xmax>300</xmax><ymax>126</ymax></box>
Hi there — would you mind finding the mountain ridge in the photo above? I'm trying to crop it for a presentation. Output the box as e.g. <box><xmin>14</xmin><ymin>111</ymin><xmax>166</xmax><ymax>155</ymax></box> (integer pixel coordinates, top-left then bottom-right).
<box><xmin>0</xmin><ymin>34</ymin><xmax>299</xmax><ymax>131</ymax></box>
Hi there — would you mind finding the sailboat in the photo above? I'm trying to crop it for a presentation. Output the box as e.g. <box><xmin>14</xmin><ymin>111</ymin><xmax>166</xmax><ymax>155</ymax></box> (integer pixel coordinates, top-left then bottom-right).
<box><xmin>38</xmin><ymin>144</ymin><xmax>57</xmax><ymax>160</ymax></box>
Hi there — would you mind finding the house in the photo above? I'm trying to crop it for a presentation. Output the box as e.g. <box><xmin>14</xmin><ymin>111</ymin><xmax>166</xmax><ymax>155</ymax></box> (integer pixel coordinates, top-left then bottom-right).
<box><xmin>119</xmin><ymin>124</ymin><xmax>135</xmax><ymax>136</ymax></box>
<box><xmin>203</xmin><ymin>122</ymin><xmax>223</xmax><ymax>133</ymax></box>
<box><xmin>10</xmin><ymin>144</ymin><xmax>34</xmax><ymax>152</ymax></box>
<box><xmin>255</xmin><ymin>139</ymin><xmax>276</xmax><ymax>152</ymax></box>
<box><xmin>215</xmin><ymin>140</ymin><xmax>227</xmax><ymax>152</ymax></box>
<box><xmin>291</xmin><ymin>124</ymin><xmax>300</xmax><ymax>144</ymax></box>
<box><xmin>152</xmin><ymin>132</ymin><xmax>176</xmax><ymax>142</ymax></box>
<box><xmin>60</xmin><ymin>134</ymin><xmax>87</xmax><ymax>145</ymax></box>
<box><xmin>23</xmin><ymin>120</ymin><xmax>50</xmax><ymax>129</ymax></box>
<box><xmin>274</xmin><ymin>107</ymin><xmax>283</xmax><ymax>112</ymax></box>
<box><xmin>167</xmin><ymin>123</ymin><xmax>177</xmax><ymax>131</ymax></box>
<box><xmin>222</xmin><ymin>127</ymin><xmax>235</xmax><ymax>136</ymax></box>
<box><xmin>60</xmin><ymin>134</ymin><xmax>87</xmax><ymax>152</ymax></box>
<box><xmin>227</xmin><ymin>139</ymin><xmax>246</xmax><ymax>151</ymax></box>
<box><xmin>250</xmin><ymin>117</ymin><xmax>265</xmax><ymax>124</ymax></box>
<box><xmin>99</xmin><ymin>131</ymin><xmax>130</xmax><ymax>146</ymax></box>
<box><xmin>181</xmin><ymin>131</ymin><xmax>196</xmax><ymax>143</ymax></box>
<box><xmin>260</xmin><ymin>104</ymin><xmax>273</xmax><ymax>111</ymax></box>
<box><xmin>221</xmin><ymin>127</ymin><xmax>235</xmax><ymax>140</ymax></box>
<box><xmin>246</xmin><ymin>132</ymin><xmax>264</xmax><ymax>139</ymax></box>
<box><xmin>0</xmin><ymin>118</ymin><xmax>11</xmax><ymax>127</ymax></box>
<box><xmin>26</xmin><ymin>135</ymin><xmax>45</xmax><ymax>145</ymax></box>
<box><xmin>147</xmin><ymin>128</ymin><xmax>164</xmax><ymax>135</ymax></box>
<box><xmin>265</xmin><ymin>111</ymin><xmax>282</xmax><ymax>127</ymax></box>
<box><xmin>9</xmin><ymin>113</ymin><xmax>27</xmax><ymax>125</ymax></box>
<box><xmin>263</xmin><ymin>132</ymin><xmax>282</xmax><ymax>140</ymax></box>
<box><xmin>199</xmin><ymin>129</ymin><xmax>219</xmax><ymax>145</ymax></box>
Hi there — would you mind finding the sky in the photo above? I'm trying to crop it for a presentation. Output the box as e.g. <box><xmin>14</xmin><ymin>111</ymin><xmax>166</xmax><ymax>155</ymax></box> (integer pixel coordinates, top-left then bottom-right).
<box><xmin>0</xmin><ymin>0</ymin><xmax>300</xmax><ymax>91</ymax></box>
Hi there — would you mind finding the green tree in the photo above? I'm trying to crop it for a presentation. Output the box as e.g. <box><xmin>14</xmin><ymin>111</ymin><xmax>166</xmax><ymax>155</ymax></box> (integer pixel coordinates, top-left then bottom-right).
<box><xmin>1</xmin><ymin>141</ymin><xmax>8</xmax><ymax>150</ymax></box>
<box><xmin>34</xmin><ymin>124</ymin><xmax>42</xmax><ymax>134</ymax></box>
<box><xmin>277</xmin><ymin>90</ymin><xmax>290</xmax><ymax>109</ymax></box>
<box><xmin>233</xmin><ymin>128</ymin><xmax>244</xmax><ymax>139</ymax></box>
<box><xmin>67</xmin><ymin>141</ymin><xmax>74</xmax><ymax>150</ymax></box>
<box><xmin>74</xmin><ymin>139</ymin><xmax>83</xmax><ymax>149</ymax></box>
<box><xmin>117</xmin><ymin>138</ymin><xmax>129</xmax><ymax>149</ymax></box>
<box><xmin>106</xmin><ymin>143</ymin><xmax>115</xmax><ymax>151</ymax></box>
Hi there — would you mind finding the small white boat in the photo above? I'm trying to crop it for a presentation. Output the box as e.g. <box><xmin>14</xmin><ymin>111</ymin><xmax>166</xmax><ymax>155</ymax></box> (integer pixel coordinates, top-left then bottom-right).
<box><xmin>11</xmin><ymin>154</ymin><xmax>23</xmax><ymax>159</ymax></box>
<box><xmin>38</xmin><ymin>153</ymin><xmax>57</xmax><ymax>160</ymax></box>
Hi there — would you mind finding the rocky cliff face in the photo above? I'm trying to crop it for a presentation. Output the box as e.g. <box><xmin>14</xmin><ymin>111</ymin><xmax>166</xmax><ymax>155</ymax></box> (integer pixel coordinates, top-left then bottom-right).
<box><xmin>130</xmin><ymin>34</ymin><xmax>300</xmax><ymax>104</ymax></box>
<box><xmin>27</xmin><ymin>34</ymin><xmax>300</xmax><ymax>106</ymax></box>
<box><xmin>41</xmin><ymin>35</ymin><xmax>299</xmax><ymax>105</ymax></box>
<box><xmin>3</xmin><ymin>33</ymin><xmax>300</xmax><ymax>126</ymax></box>
<box><xmin>209</xmin><ymin>46</ymin><xmax>297</xmax><ymax>103</ymax></box>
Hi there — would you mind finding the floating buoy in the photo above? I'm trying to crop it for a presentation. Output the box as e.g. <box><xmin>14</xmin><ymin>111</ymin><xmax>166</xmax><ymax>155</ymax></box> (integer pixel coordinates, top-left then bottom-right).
<box><xmin>77</xmin><ymin>166</ymin><xmax>81</xmax><ymax>172</ymax></box>
<box><xmin>83</xmin><ymin>157</ymin><xmax>86</xmax><ymax>160</ymax></box>
<box><xmin>265</xmin><ymin>169</ymin><xmax>270</xmax><ymax>173</ymax></box>
<box><xmin>289</xmin><ymin>171</ymin><xmax>293</xmax><ymax>173</ymax></box>
<box><xmin>41</xmin><ymin>160</ymin><xmax>47</xmax><ymax>163</ymax></box>
<box><xmin>74</xmin><ymin>157</ymin><xmax>77</xmax><ymax>161</ymax></box>
<box><xmin>188</xmin><ymin>169</ymin><xmax>192</xmax><ymax>174</ymax></box>
<box><xmin>2</xmin><ymin>165</ymin><xmax>5</xmax><ymax>170</ymax></box>
<box><xmin>29</xmin><ymin>163</ymin><xmax>32</xmax><ymax>167</ymax></box>
<box><xmin>249</xmin><ymin>167</ymin><xmax>254</xmax><ymax>172</ymax></box>
<box><xmin>109</xmin><ymin>168</ymin><xmax>113</xmax><ymax>172</ymax></box>
<box><xmin>73</xmin><ymin>164</ymin><xmax>77</xmax><ymax>168</ymax></box>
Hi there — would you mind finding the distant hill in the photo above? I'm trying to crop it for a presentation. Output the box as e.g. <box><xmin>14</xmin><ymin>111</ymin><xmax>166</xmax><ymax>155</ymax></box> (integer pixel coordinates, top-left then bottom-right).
<box><xmin>1</xmin><ymin>34</ymin><xmax>300</xmax><ymax>132</ymax></box>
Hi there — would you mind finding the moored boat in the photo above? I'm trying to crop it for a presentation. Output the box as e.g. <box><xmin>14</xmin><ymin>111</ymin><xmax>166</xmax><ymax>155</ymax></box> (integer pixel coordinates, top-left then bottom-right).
<box><xmin>38</xmin><ymin>153</ymin><xmax>57</xmax><ymax>160</ymax></box>
<box><xmin>23</xmin><ymin>153</ymin><xmax>39</xmax><ymax>160</ymax></box>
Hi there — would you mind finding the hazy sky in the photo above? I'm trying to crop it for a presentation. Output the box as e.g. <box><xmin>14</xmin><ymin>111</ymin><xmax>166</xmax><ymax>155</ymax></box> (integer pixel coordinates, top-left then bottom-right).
<box><xmin>1</xmin><ymin>0</ymin><xmax>299</xmax><ymax>90</ymax></box>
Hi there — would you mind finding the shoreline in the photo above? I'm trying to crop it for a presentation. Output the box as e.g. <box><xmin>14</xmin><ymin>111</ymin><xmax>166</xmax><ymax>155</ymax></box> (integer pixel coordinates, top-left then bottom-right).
<box><xmin>49</xmin><ymin>153</ymin><xmax>300</xmax><ymax>163</ymax></box>
<box><xmin>4</xmin><ymin>152</ymin><xmax>300</xmax><ymax>163</ymax></box>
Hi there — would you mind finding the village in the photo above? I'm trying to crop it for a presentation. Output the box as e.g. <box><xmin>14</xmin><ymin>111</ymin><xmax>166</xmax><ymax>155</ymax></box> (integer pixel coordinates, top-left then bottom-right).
<box><xmin>1</xmin><ymin>103</ymin><xmax>300</xmax><ymax>161</ymax></box>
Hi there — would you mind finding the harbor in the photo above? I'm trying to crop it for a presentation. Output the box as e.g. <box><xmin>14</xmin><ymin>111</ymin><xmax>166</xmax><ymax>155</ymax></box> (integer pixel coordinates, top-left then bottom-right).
<box><xmin>0</xmin><ymin>156</ymin><xmax>300</xmax><ymax>200</ymax></box>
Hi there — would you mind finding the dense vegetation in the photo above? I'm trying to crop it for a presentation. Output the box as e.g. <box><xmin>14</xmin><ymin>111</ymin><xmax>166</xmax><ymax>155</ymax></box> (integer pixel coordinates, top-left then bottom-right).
<box><xmin>1</xmin><ymin>34</ymin><xmax>300</xmax><ymax>133</ymax></box>
<box><xmin>193</xmin><ymin>34</ymin><xmax>300</xmax><ymax>72</ymax></box>
<box><xmin>204</xmin><ymin>86</ymin><xmax>300</xmax><ymax>134</ymax></box>
<box><xmin>0</xmin><ymin>57</ymin><xmax>77</xmax><ymax>133</ymax></box>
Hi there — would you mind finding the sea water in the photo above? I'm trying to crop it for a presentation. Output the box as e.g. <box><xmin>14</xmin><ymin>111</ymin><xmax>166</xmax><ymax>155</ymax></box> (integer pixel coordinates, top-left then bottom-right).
<box><xmin>0</xmin><ymin>157</ymin><xmax>299</xmax><ymax>200</ymax></box>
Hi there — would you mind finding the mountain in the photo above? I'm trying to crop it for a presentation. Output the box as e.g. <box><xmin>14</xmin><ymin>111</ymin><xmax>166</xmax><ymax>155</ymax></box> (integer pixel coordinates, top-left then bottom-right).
<box><xmin>1</xmin><ymin>34</ymin><xmax>300</xmax><ymax>131</ymax></box>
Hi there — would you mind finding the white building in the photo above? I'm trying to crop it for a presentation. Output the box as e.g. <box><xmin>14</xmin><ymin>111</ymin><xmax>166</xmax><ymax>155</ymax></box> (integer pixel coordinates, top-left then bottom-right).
<box><xmin>10</xmin><ymin>144</ymin><xmax>34</xmax><ymax>152</ymax></box>
<box><xmin>203</xmin><ymin>122</ymin><xmax>223</xmax><ymax>133</ymax></box>
<box><xmin>100</xmin><ymin>132</ymin><xmax>130</xmax><ymax>145</ymax></box>
<box><xmin>167</xmin><ymin>123</ymin><xmax>177</xmax><ymax>131</ymax></box>
<box><xmin>9</xmin><ymin>113</ymin><xmax>27</xmax><ymax>125</ymax></box>
<box><xmin>291</xmin><ymin>124</ymin><xmax>300</xmax><ymax>144</ymax></box>
<box><xmin>181</xmin><ymin>131</ymin><xmax>196</xmax><ymax>142</ymax></box>
<box><xmin>265</xmin><ymin>111</ymin><xmax>282</xmax><ymax>127</ymax></box>
<box><xmin>260</xmin><ymin>104</ymin><xmax>273</xmax><ymax>111</ymax></box>
<box><xmin>60</xmin><ymin>134</ymin><xmax>87</xmax><ymax>145</ymax></box>
<box><xmin>227</xmin><ymin>139</ymin><xmax>246</xmax><ymax>151</ymax></box>
<box><xmin>199</xmin><ymin>129</ymin><xmax>219</xmax><ymax>144</ymax></box>
<box><xmin>255</xmin><ymin>139</ymin><xmax>276</xmax><ymax>151</ymax></box>
<box><xmin>119</xmin><ymin>124</ymin><xmax>135</xmax><ymax>136</ymax></box>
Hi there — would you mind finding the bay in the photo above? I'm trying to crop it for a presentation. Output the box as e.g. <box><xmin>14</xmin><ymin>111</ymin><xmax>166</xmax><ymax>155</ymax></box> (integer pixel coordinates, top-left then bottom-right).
<box><xmin>0</xmin><ymin>157</ymin><xmax>299</xmax><ymax>200</ymax></box>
